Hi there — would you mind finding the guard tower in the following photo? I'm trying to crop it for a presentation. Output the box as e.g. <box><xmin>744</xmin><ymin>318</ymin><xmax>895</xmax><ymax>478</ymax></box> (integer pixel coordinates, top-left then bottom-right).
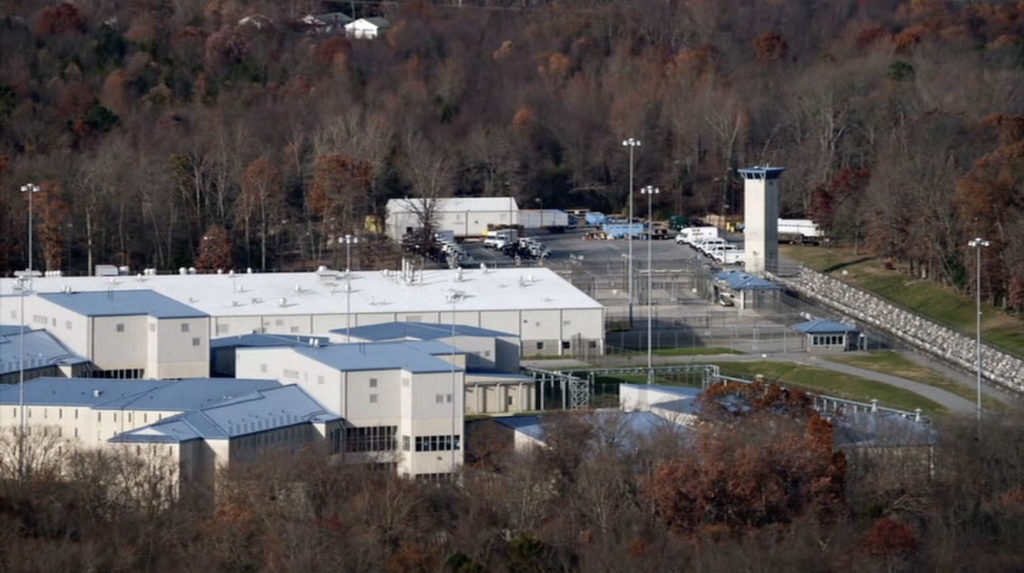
<box><xmin>738</xmin><ymin>166</ymin><xmax>785</xmax><ymax>275</ymax></box>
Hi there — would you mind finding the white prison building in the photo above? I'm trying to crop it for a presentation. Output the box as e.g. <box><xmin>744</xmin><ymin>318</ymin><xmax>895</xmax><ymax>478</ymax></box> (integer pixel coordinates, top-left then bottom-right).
<box><xmin>1</xmin><ymin>267</ymin><xmax>603</xmax><ymax>376</ymax></box>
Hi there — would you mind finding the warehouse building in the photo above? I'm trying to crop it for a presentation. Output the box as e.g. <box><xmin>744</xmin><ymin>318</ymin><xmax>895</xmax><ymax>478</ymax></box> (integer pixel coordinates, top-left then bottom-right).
<box><xmin>386</xmin><ymin>197</ymin><xmax>519</xmax><ymax>240</ymax></box>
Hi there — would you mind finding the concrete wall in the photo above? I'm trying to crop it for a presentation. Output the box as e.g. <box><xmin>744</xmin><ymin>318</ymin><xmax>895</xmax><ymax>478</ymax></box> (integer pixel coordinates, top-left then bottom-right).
<box><xmin>777</xmin><ymin>267</ymin><xmax>1024</xmax><ymax>393</ymax></box>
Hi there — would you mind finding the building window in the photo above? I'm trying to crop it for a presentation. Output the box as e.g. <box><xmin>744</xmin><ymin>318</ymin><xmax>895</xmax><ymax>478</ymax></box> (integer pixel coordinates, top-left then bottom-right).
<box><xmin>116</xmin><ymin>323</ymin><xmax>124</xmax><ymax>333</ymax></box>
<box><xmin>483</xmin><ymin>350</ymin><xmax>491</xmax><ymax>358</ymax></box>
<box><xmin>536</xmin><ymin>342</ymin><xmax>544</xmax><ymax>350</ymax></box>
<box><xmin>344</xmin><ymin>426</ymin><xmax>397</xmax><ymax>453</ymax></box>
<box><xmin>283</xmin><ymin>369</ymin><xmax>299</xmax><ymax>378</ymax></box>
<box><xmin>260</xmin><ymin>364</ymin><xmax>268</xmax><ymax>373</ymax></box>
<box><xmin>369</xmin><ymin>378</ymin><xmax>378</xmax><ymax>388</ymax></box>
<box><xmin>290</xmin><ymin>326</ymin><xmax>299</xmax><ymax>333</ymax></box>
<box><xmin>181</xmin><ymin>323</ymin><xmax>190</xmax><ymax>333</ymax></box>
<box><xmin>414</xmin><ymin>435</ymin><xmax>461</xmax><ymax>452</ymax></box>
<box><xmin>446</xmin><ymin>394</ymin><xmax>453</xmax><ymax>403</ymax></box>
<box><xmin>317</xmin><ymin>375</ymin><xmax>324</xmax><ymax>384</ymax></box>
<box><xmin>275</xmin><ymin>319</ymin><xmax>284</xmax><ymax>326</ymax></box>
<box><xmin>216</xmin><ymin>324</ymin><xmax>228</xmax><ymax>335</ymax></box>
<box><xmin>65</xmin><ymin>321</ymin><xmax>72</xmax><ymax>330</ymax></box>
<box><xmin>369</xmin><ymin>394</ymin><xmax>378</xmax><ymax>404</ymax></box>
<box><xmin>562</xmin><ymin>341</ymin><xmax>571</xmax><ymax>350</ymax></box>
<box><xmin>589</xmin><ymin>341</ymin><xmax>598</xmax><ymax>349</ymax></box>
<box><xmin>192</xmin><ymin>337</ymin><xmax>201</xmax><ymax>347</ymax></box>
<box><xmin>436</xmin><ymin>394</ymin><xmax>443</xmax><ymax>404</ymax></box>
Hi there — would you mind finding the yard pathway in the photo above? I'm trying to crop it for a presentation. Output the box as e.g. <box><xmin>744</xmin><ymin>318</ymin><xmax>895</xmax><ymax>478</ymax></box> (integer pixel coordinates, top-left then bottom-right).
<box><xmin>523</xmin><ymin>351</ymin><xmax>976</xmax><ymax>415</ymax></box>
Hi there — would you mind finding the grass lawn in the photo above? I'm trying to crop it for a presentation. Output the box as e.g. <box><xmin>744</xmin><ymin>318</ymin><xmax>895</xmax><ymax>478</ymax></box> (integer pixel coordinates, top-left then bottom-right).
<box><xmin>572</xmin><ymin>360</ymin><xmax>947</xmax><ymax>415</ymax></box>
<box><xmin>709</xmin><ymin>360</ymin><xmax>948</xmax><ymax>415</ymax></box>
<box><xmin>825</xmin><ymin>351</ymin><xmax>1010</xmax><ymax>413</ymax></box>
<box><xmin>782</xmin><ymin>245</ymin><xmax>1024</xmax><ymax>358</ymax></box>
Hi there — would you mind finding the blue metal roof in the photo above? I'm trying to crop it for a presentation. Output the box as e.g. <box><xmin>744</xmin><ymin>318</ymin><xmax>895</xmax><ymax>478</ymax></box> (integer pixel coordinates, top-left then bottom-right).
<box><xmin>290</xmin><ymin>340</ymin><xmax>463</xmax><ymax>374</ymax></box>
<box><xmin>0</xmin><ymin>377</ymin><xmax>280</xmax><ymax>409</ymax></box>
<box><xmin>336</xmin><ymin>321</ymin><xmax>514</xmax><ymax>341</ymax></box>
<box><xmin>211</xmin><ymin>333</ymin><xmax>331</xmax><ymax>349</ymax></box>
<box><xmin>715</xmin><ymin>270</ymin><xmax>780</xmax><ymax>291</ymax></box>
<box><xmin>0</xmin><ymin>328</ymin><xmax>88</xmax><ymax>375</ymax></box>
<box><xmin>36</xmin><ymin>289</ymin><xmax>207</xmax><ymax>318</ymax></box>
<box><xmin>793</xmin><ymin>318</ymin><xmax>858</xmax><ymax>334</ymax></box>
<box><xmin>110</xmin><ymin>385</ymin><xmax>342</xmax><ymax>443</ymax></box>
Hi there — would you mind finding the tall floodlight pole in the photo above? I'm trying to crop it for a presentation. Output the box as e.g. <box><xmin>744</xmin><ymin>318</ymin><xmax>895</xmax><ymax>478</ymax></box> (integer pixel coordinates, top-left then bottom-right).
<box><xmin>641</xmin><ymin>185</ymin><xmax>659</xmax><ymax>384</ymax></box>
<box><xmin>340</xmin><ymin>235</ymin><xmax>359</xmax><ymax>342</ymax></box>
<box><xmin>968</xmin><ymin>237</ymin><xmax>990</xmax><ymax>429</ymax></box>
<box><xmin>447</xmin><ymin>290</ymin><xmax>463</xmax><ymax>477</ymax></box>
<box><xmin>622</xmin><ymin>138</ymin><xmax>641</xmax><ymax>327</ymax></box>
<box><xmin>21</xmin><ymin>183</ymin><xmax>41</xmax><ymax>273</ymax></box>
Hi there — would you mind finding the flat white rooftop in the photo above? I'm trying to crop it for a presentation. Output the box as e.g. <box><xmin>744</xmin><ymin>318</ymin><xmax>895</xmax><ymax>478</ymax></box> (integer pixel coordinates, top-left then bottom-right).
<box><xmin>1</xmin><ymin>267</ymin><xmax>600</xmax><ymax>317</ymax></box>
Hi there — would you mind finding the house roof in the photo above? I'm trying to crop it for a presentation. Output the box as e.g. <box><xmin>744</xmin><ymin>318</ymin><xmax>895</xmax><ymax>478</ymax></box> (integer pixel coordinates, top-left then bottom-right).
<box><xmin>833</xmin><ymin>411</ymin><xmax>934</xmax><ymax>447</ymax></box>
<box><xmin>110</xmin><ymin>385</ymin><xmax>341</xmax><ymax>444</ymax></box>
<box><xmin>253</xmin><ymin>340</ymin><xmax>464</xmax><ymax>374</ymax></box>
<box><xmin>4</xmin><ymin>267</ymin><xmax>601</xmax><ymax>316</ymax></box>
<box><xmin>494</xmin><ymin>410</ymin><xmax>688</xmax><ymax>446</ymax></box>
<box><xmin>0</xmin><ymin>328</ymin><xmax>88</xmax><ymax>375</ymax></box>
<box><xmin>336</xmin><ymin>321</ymin><xmax>514</xmax><ymax>341</ymax></box>
<box><xmin>36</xmin><ymin>289</ymin><xmax>207</xmax><ymax>319</ymax></box>
<box><xmin>793</xmin><ymin>318</ymin><xmax>858</xmax><ymax>334</ymax></box>
<box><xmin>715</xmin><ymin>270</ymin><xmax>780</xmax><ymax>291</ymax></box>
<box><xmin>387</xmin><ymin>196</ymin><xmax>519</xmax><ymax>215</ymax></box>
<box><xmin>0</xmin><ymin>377</ymin><xmax>280</xmax><ymax>410</ymax></box>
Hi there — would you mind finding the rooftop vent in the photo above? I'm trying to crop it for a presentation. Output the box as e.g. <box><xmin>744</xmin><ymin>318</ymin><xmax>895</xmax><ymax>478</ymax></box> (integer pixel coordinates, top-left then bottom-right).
<box><xmin>93</xmin><ymin>389</ymin><xmax>103</xmax><ymax>397</ymax></box>
<box><xmin>278</xmin><ymin>297</ymin><xmax>287</xmax><ymax>307</ymax></box>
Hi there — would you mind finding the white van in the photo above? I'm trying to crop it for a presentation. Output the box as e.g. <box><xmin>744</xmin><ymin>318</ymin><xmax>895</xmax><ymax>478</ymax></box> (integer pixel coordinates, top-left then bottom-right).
<box><xmin>697</xmin><ymin>237</ymin><xmax>727</xmax><ymax>256</ymax></box>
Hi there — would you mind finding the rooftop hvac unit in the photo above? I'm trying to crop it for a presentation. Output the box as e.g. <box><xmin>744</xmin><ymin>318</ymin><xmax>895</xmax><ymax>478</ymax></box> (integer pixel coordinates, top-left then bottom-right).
<box><xmin>278</xmin><ymin>298</ymin><xmax>287</xmax><ymax>307</ymax></box>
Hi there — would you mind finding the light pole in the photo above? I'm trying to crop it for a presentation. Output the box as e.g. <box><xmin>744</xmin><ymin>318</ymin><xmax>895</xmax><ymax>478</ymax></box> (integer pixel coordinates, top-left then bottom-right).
<box><xmin>641</xmin><ymin>185</ymin><xmax>659</xmax><ymax>384</ymax></box>
<box><xmin>622</xmin><ymin>138</ymin><xmax>641</xmax><ymax>327</ymax></box>
<box><xmin>968</xmin><ymin>237</ymin><xmax>989</xmax><ymax>428</ymax></box>
<box><xmin>447</xmin><ymin>289</ymin><xmax>464</xmax><ymax>477</ymax></box>
<box><xmin>21</xmin><ymin>183</ymin><xmax>40</xmax><ymax>273</ymax></box>
<box><xmin>340</xmin><ymin>234</ymin><xmax>359</xmax><ymax>342</ymax></box>
<box><xmin>14</xmin><ymin>275</ymin><xmax>30</xmax><ymax>480</ymax></box>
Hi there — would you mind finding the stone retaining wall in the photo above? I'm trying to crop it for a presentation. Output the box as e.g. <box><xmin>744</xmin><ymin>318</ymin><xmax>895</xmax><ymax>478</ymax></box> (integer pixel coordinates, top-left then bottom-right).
<box><xmin>773</xmin><ymin>268</ymin><xmax>1024</xmax><ymax>394</ymax></box>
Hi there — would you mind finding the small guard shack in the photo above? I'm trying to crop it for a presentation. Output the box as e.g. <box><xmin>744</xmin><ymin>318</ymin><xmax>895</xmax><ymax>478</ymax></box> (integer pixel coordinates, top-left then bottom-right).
<box><xmin>793</xmin><ymin>318</ymin><xmax>861</xmax><ymax>353</ymax></box>
<box><xmin>713</xmin><ymin>270</ymin><xmax>781</xmax><ymax>310</ymax></box>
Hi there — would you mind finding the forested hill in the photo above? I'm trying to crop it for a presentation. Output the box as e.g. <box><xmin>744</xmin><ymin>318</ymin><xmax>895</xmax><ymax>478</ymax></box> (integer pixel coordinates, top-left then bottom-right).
<box><xmin>1</xmin><ymin>1</ymin><xmax>1022</xmax><ymax>306</ymax></box>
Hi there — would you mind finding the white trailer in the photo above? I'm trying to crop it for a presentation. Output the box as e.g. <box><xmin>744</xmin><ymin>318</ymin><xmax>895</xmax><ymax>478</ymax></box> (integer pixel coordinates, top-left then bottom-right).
<box><xmin>518</xmin><ymin>209</ymin><xmax>569</xmax><ymax>229</ymax></box>
<box><xmin>777</xmin><ymin>219</ymin><xmax>823</xmax><ymax>244</ymax></box>
<box><xmin>676</xmin><ymin>226</ymin><xmax>720</xmax><ymax>245</ymax></box>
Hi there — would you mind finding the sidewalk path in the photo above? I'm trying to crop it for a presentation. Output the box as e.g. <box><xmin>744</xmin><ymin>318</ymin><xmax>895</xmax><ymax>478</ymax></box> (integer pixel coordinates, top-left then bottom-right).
<box><xmin>523</xmin><ymin>351</ymin><xmax>976</xmax><ymax>415</ymax></box>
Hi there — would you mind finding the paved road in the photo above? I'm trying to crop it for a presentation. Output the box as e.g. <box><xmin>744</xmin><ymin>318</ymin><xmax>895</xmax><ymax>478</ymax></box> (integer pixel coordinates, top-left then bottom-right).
<box><xmin>523</xmin><ymin>351</ymin><xmax>977</xmax><ymax>415</ymax></box>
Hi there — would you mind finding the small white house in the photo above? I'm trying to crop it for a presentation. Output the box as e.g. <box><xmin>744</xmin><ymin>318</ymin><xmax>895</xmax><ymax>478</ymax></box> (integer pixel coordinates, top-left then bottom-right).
<box><xmin>345</xmin><ymin>17</ymin><xmax>391</xmax><ymax>39</ymax></box>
